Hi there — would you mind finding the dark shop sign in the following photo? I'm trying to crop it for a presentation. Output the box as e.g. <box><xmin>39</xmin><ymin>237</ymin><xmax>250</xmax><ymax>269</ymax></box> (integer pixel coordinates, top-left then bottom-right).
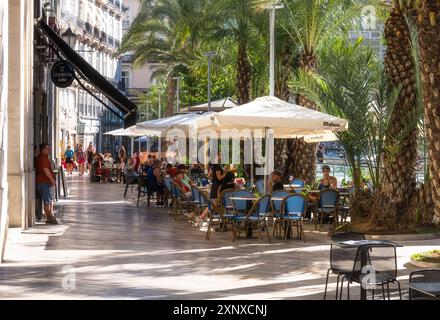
<box><xmin>51</xmin><ymin>60</ymin><xmax>75</xmax><ymax>88</ymax></box>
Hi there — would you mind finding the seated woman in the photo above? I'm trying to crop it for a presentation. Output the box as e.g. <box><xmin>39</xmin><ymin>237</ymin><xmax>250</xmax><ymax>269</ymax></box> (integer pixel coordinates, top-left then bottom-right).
<box><xmin>217</xmin><ymin>165</ymin><xmax>237</xmax><ymax>198</ymax></box>
<box><xmin>309</xmin><ymin>165</ymin><xmax>338</xmax><ymax>203</ymax></box>
<box><xmin>174</xmin><ymin>168</ymin><xmax>192</xmax><ymax>199</ymax></box>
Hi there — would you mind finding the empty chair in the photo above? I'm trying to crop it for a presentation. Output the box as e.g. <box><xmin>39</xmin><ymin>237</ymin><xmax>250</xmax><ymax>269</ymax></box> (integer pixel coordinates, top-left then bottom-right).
<box><xmin>341</xmin><ymin>244</ymin><xmax>402</xmax><ymax>300</ymax></box>
<box><xmin>409</xmin><ymin>270</ymin><xmax>440</xmax><ymax>300</ymax></box>
<box><xmin>315</xmin><ymin>189</ymin><xmax>340</xmax><ymax>231</ymax></box>
<box><xmin>291</xmin><ymin>178</ymin><xmax>305</xmax><ymax>194</ymax></box>
<box><xmin>280</xmin><ymin>194</ymin><xmax>308</xmax><ymax>241</ymax></box>
<box><xmin>245</xmin><ymin>180</ymin><xmax>254</xmax><ymax>191</ymax></box>
<box><xmin>234</xmin><ymin>194</ymin><xmax>271</xmax><ymax>242</ymax></box>
<box><xmin>231</xmin><ymin>190</ymin><xmax>254</xmax><ymax>217</ymax></box>
<box><xmin>339</xmin><ymin>186</ymin><xmax>356</xmax><ymax>224</ymax></box>
<box><xmin>198</xmin><ymin>190</ymin><xmax>223</xmax><ymax>240</ymax></box>
<box><xmin>324</xmin><ymin>232</ymin><xmax>366</xmax><ymax>300</ymax></box>
<box><xmin>271</xmin><ymin>190</ymin><xmax>290</xmax><ymax>238</ymax></box>
<box><xmin>255</xmin><ymin>179</ymin><xmax>265</xmax><ymax>194</ymax></box>
<box><xmin>291</xmin><ymin>179</ymin><xmax>305</xmax><ymax>187</ymax></box>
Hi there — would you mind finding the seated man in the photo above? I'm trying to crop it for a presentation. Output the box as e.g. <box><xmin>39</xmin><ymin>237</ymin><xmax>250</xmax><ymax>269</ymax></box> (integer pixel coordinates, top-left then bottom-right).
<box><xmin>267</xmin><ymin>170</ymin><xmax>284</xmax><ymax>193</ymax></box>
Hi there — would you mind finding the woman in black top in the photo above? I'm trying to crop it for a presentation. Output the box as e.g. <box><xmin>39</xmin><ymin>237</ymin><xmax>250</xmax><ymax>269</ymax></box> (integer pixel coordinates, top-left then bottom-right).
<box><xmin>209</xmin><ymin>162</ymin><xmax>224</xmax><ymax>199</ymax></box>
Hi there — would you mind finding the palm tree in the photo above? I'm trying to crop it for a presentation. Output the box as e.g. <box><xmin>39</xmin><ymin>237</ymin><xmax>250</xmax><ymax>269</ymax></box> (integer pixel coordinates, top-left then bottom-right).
<box><xmin>416</xmin><ymin>0</ymin><xmax>440</xmax><ymax>223</ymax></box>
<box><xmin>381</xmin><ymin>1</ymin><xmax>419</xmax><ymax>211</ymax></box>
<box><xmin>120</xmin><ymin>0</ymin><xmax>207</xmax><ymax>116</ymax></box>
<box><xmin>207</xmin><ymin>0</ymin><xmax>266</xmax><ymax>104</ymax></box>
<box><xmin>256</xmin><ymin>0</ymin><xmax>364</xmax><ymax>185</ymax></box>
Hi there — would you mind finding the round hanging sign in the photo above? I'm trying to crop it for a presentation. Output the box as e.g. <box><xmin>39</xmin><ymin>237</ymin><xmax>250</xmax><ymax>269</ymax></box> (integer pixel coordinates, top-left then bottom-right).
<box><xmin>51</xmin><ymin>60</ymin><xmax>75</xmax><ymax>88</ymax></box>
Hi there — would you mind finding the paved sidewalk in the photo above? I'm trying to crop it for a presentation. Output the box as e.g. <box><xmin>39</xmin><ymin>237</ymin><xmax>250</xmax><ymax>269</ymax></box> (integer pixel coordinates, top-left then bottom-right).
<box><xmin>0</xmin><ymin>175</ymin><xmax>438</xmax><ymax>299</ymax></box>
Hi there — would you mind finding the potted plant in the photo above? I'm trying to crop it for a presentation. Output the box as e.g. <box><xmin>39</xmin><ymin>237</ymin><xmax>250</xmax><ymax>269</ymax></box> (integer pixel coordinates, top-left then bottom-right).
<box><xmin>410</xmin><ymin>250</ymin><xmax>440</xmax><ymax>269</ymax></box>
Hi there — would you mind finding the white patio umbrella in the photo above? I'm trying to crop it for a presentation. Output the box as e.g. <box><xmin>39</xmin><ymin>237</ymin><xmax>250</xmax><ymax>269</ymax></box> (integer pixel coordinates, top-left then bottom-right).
<box><xmin>136</xmin><ymin>112</ymin><xmax>216</xmax><ymax>136</ymax></box>
<box><xmin>213</xmin><ymin>96</ymin><xmax>348</xmax><ymax>191</ymax></box>
<box><xmin>180</xmin><ymin>97</ymin><xmax>238</xmax><ymax>112</ymax></box>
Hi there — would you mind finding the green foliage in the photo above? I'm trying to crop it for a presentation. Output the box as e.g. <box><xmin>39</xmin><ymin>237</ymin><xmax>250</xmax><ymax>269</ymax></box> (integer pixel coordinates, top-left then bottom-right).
<box><xmin>291</xmin><ymin>37</ymin><xmax>394</xmax><ymax>190</ymax></box>
<box><xmin>411</xmin><ymin>250</ymin><xmax>440</xmax><ymax>262</ymax></box>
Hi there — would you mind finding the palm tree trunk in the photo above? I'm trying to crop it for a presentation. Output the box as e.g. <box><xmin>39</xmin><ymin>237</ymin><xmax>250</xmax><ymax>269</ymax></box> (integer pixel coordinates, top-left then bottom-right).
<box><xmin>274</xmin><ymin>44</ymin><xmax>294</xmax><ymax>181</ymax></box>
<box><xmin>236</xmin><ymin>42</ymin><xmax>251</xmax><ymax>105</ymax></box>
<box><xmin>417</xmin><ymin>0</ymin><xmax>440</xmax><ymax>223</ymax></box>
<box><xmin>288</xmin><ymin>52</ymin><xmax>318</xmax><ymax>186</ymax></box>
<box><xmin>166</xmin><ymin>75</ymin><xmax>177</xmax><ymax>116</ymax></box>
<box><xmin>381</xmin><ymin>3</ymin><xmax>418</xmax><ymax>209</ymax></box>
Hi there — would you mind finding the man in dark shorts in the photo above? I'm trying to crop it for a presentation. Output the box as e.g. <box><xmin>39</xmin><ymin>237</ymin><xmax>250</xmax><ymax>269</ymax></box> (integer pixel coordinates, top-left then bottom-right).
<box><xmin>35</xmin><ymin>143</ymin><xmax>58</xmax><ymax>224</ymax></box>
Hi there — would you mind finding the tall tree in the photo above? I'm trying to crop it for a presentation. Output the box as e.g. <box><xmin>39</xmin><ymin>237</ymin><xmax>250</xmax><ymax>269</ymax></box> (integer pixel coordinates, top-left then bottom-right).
<box><xmin>120</xmin><ymin>0</ymin><xmax>207</xmax><ymax>116</ymax></box>
<box><xmin>207</xmin><ymin>0</ymin><xmax>266</xmax><ymax>104</ymax></box>
<box><xmin>381</xmin><ymin>1</ymin><xmax>419</xmax><ymax>209</ymax></box>
<box><xmin>256</xmin><ymin>0</ymin><xmax>363</xmax><ymax>184</ymax></box>
<box><xmin>417</xmin><ymin>0</ymin><xmax>440</xmax><ymax>223</ymax></box>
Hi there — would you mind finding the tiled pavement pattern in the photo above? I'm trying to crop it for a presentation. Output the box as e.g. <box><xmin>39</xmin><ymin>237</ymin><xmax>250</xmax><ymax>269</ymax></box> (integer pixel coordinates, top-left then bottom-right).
<box><xmin>0</xmin><ymin>175</ymin><xmax>438</xmax><ymax>299</ymax></box>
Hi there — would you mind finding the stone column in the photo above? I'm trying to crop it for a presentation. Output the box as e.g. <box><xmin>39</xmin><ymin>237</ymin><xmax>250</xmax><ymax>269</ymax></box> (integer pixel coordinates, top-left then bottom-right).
<box><xmin>7</xmin><ymin>0</ymin><xmax>34</xmax><ymax>229</ymax></box>
<box><xmin>0</xmin><ymin>0</ymin><xmax>9</xmax><ymax>262</ymax></box>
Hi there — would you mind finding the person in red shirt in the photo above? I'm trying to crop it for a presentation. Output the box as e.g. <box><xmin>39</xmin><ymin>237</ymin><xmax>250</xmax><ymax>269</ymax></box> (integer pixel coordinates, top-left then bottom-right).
<box><xmin>132</xmin><ymin>152</ymin><xmax>141</xmax><ymax>172</ymax></box>
<box><xmin>166</xmin><ymin>163</ymin><xmax>178</xmax><ymax>178</ymax></box>
<box><xmin>35</xmin><ymin>143</ymin><xmax>58</xmax><ymax>224</ymax></box>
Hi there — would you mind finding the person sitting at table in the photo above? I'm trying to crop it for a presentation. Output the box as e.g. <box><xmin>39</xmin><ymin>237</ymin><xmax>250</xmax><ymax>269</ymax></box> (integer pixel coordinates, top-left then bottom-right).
<box><xmin>174</xmin><ymin>168</ymin><xmax>192</xmax><ymax>199</ymax></box>
<box><xmin>267</xmin><ymin>170</ymin><xmax>284</xmax><ymax>193</ymax></box>
<box><xmin>318</xmin><ymin>165</ymin><xmax>337</xmax><ymax>190</ymax></box>
<box><xmin>146</xmin><ymin>160</ymin><xmax>165</xmax><ymax>206</ymax></box>
<box><xmin>132</xmin><ymin>152</ymin><xmax>141</xmax><ymax>172</ymax></box>
<box><xmin>208</xmin><ymin>154</ymin><xmax>229</xmax><ymax>201</ymax></box>
<box><xmin>308</xmin><ymin>165</ymin><xmax>338</xmax><ymax>203</ymax></box>
<box><xmin>140</xmin><ymin>157</ymin><xmax>154</xmax><ymax>175</ymax></box>
<box><xmin>217</xmin><ymin>165</ymin><xmax>237</xmax><ymax>198</ymax></box>
<box><xmin>166</xmin><ymin>163</ymin><xmax>178</xmax><ymax>178</ymax></box>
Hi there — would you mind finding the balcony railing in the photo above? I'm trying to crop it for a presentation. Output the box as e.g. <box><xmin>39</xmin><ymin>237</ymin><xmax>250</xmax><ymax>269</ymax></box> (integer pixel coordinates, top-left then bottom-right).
<box><xmin>108</xmin><ymin>36</ymin><xmax>115</xmax><ymax>47</ymax></box>
<box><xmin>77</xmin><ymin>18</ymin><xmax>84</xmax><ymax>30</ymax></box>
<box><xmin>85</xmin><ymin>22</ymin><xmax>93</xmax><ymax>36</ymax></box>
<box><xmin>122</xmin><ymin>20</ymin><xmax>130</xmax><ymax>30</ymax></box>
<box><xmin>94</xmin><ymin>26</ymin><xmax>100</xmax><ymax>39</ymax></box>
<box><xmin>100</xmin><ymin>31</ymin><xmax>108</xmax><ymax>44</ymax></box>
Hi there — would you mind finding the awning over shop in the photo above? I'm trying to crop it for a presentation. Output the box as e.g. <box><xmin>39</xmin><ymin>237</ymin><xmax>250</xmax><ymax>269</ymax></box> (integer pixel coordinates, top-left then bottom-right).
<box><xmin>35</xmin><ymin>19</ymin><xmax>137</xmax><ymax>128</ymax></box>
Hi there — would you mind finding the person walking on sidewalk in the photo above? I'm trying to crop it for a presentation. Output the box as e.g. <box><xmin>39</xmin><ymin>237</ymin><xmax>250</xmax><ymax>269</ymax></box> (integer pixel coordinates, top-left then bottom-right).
<box><xmin>35</xmin><ymin>143</ymin><xmax>58</xmax><ymax>224</ymax></box>
<box><xmin>86</xmin><ymin>142</ymin><xmax>95</xmax><ymax>174</ymax></box>
<box><xmin>75</xmin><ymin>144</ymin><xmax>86</xmax><ymax>176</ymax></box>
<box><xmin>64</xmin><ymin>146</ymin><xmax>74</xmax><ymax>175</ymax></box>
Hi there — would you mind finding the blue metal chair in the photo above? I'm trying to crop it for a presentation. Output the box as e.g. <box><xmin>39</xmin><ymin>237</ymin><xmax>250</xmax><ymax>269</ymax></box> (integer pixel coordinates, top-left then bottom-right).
<box><xmin>245</xmin><ymin>180</ymin><xmax>254</xmax><ymax>191</ymax></box>
<box><xmin>280</xmin><ymin>194</ymin><xmax>308</xmax><ymax>241</ymax></box>
<box><xmin>234</xmin><ymin>194</ymin><xmax>271</xmax><ymax>242</ymax></box>
<box><xmin>270</xmin><ymin>190</ymin><xmax>290</xmax><ymax>238</ymax></box>
<box><xmin>231</xmin><ymin>190</ymin><xmax>254</xmax><ymax>217</ymax></box>
<box><xmin>198</xmin><ymin>190</ymin><xmax>224</xmax><ymax>240</ymax></box>
<box><xmin>315</xmin><ymin>189</ymin><xmax>340</xmax><ymax>231</ymax></box>
<box><xmin>255</xmin><ymin>179</ymin><xmax>265</xmax><ymax>194</ymax></box>
<box><xmin>339</xmin><ymin>187</ymin><xmax>355</xmax><ymax>224</ymax></box>
<box><xmin>164</xmin><ymin>177</ymin><xmax>175</xmax><ymax>214</ymax></box>
<box><xmin>291</xmin><ymin>178</ymin><xmax>305</xmax><ymax>194</ymax></box>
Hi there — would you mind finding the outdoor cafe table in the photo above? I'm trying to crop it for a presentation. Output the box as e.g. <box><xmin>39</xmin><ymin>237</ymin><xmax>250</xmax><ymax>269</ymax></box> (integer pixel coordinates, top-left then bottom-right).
<box><xmin>333</xmin><ymin>239</ymin><xmax>403</xmax><ymax>300</ymax></box>
<box><xmin>407</xmin><ymin>282</ymin><xmax>440</xmax><ymax>300</ymax></box>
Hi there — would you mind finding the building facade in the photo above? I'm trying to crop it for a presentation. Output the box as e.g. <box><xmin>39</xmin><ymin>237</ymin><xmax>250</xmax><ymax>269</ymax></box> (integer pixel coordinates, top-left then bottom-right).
<box><xmin>0</xmin><ymin>0</ymin><xmax>131</xmax><ymax>263</ymax></box>
<box><xmin>121</xmin><ymin>0</ymin><xmax>160</xmax><ymax>102</ymax></box>
<box><xmin>57</xmin><ymin>0</ymin><xmax>125</xmax><ymax>155</ymax></box>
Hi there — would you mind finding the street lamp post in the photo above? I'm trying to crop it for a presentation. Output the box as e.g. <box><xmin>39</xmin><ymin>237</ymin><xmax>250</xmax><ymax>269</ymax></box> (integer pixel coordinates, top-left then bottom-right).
<box><xmin>269</xmin><ymin>3</ymin><xmax>284</xmax><ymax>97</ymax></box>
<box><xmin>172</xmin><ymin>77</ymin><xmax>182</xmax><ymax>113</ymax></box>
<box><xmin>158</xmin><ymin>92</ymin><xmax>162</xmax><ymax>119</ymax></box>
<box><xmin>203</xmin><ymin>52</ymin><xmax>216</xmax><ymax>112</ymax></box>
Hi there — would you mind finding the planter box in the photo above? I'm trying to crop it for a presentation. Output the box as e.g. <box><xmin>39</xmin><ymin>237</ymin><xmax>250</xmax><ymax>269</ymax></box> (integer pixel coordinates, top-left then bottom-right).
<box><xmin>410</xmin><ymin>259</ymin><xmax>440</xmax><ymax>269</ymax></box>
